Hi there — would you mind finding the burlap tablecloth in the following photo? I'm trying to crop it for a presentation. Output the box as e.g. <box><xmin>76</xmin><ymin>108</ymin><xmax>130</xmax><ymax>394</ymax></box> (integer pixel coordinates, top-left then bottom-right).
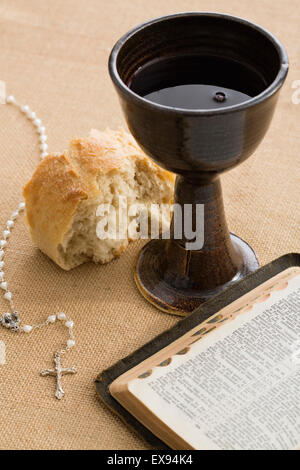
<box><xmin>0</xmin><ymin>0</ymin><xmax>299</xmax><ymax>450</ymax></box>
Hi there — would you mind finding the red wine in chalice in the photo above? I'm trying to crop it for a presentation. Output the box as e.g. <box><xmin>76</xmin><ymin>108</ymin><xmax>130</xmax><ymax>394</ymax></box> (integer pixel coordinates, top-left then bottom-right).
<box><xmin>129</xmin><ymin>55</ymin><xmax>266</xmax><ymax>110</ymax></box>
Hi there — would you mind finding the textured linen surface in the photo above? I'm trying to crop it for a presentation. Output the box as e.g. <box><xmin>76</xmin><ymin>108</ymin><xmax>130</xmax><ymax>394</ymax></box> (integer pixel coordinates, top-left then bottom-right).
<box><xmin>0</xmin><ymin>0</ymin><xmax>299</xmax><ymax>450</ymax></box>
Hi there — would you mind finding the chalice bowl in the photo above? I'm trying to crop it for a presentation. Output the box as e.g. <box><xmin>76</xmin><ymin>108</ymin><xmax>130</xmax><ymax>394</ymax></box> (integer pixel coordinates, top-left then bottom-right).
<box><xmin>109</xmin><ymin>13</ymin><xmax>288</xmax><ymax>315</ymax></box>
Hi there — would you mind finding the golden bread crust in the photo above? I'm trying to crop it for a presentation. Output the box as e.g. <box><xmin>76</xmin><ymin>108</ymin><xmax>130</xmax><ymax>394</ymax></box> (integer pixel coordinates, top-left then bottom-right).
<box><xmin>23</xmin><ymin>128</ymin><xmax>175</xmax><ymax>270</ymax></box>
<box><xmin>23</xmin><ymin>153</ymin><xmax>87</xmax><ymax>266</ymax></box>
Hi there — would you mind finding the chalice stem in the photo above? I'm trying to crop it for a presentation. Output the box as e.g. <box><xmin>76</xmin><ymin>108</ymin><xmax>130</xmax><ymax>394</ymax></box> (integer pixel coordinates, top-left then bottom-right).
<box><xmin>165</xmin><ymin>175</ymin><xmax>242</xmax><ymax>290</ymax></box>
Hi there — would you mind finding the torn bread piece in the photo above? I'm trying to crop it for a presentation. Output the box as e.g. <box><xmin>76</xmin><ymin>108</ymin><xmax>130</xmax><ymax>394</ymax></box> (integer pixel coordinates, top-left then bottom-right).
<box><xmin>23</xmin><ymin>128</ymin><xmax>175</xmax><ymax>270</ymax></box>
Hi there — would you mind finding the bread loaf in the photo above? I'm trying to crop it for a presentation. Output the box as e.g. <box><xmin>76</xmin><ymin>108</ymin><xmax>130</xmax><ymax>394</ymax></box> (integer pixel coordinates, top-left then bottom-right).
<box><xmin>23</xmin><ymin>128</ymin><xmax>174</xmax><ymax>270</ymax></box>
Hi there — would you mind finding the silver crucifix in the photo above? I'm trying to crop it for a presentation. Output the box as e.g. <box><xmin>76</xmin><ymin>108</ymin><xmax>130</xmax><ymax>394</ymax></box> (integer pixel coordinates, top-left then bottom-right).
<box><xmin>41</xmin><ymin>354</ymin><xmax>77</xmax><ymax>400</ymax></box>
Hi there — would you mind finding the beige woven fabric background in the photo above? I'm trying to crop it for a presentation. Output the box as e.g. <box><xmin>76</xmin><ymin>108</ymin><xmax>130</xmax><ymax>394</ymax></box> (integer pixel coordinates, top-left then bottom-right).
<box><xmin>0</xmin><ymin>0</ymin><xmax>299</xmax><ymax>450</ymax></box>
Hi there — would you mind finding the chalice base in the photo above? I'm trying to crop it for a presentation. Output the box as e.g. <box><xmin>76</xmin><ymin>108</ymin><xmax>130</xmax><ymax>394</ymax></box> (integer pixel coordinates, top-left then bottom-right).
<box><xmin>135</xmin><ymin>234</ymin><xmax>259</xmax><ymax>316</ymax></box>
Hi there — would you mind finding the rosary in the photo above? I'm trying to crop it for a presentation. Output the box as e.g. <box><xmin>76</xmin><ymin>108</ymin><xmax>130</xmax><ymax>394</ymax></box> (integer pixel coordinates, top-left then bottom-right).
<box><xmin>0</xmin><ymin>94</ymin><xmax>77</xmax><ymax>399</ymax></box>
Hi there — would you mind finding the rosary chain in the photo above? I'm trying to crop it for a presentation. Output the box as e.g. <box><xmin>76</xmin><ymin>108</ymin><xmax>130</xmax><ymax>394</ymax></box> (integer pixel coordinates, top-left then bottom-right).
<box><xmin>0</xmin><ymin>94</ymin><xmax>76</xmax><ymax>398</ymax></box>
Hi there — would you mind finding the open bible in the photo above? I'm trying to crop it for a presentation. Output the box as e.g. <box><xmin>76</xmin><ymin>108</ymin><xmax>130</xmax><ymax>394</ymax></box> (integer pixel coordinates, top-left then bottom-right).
<box><xmin>96</xmin><ymin>254</ymin><xmax>300</xmax><ymax>450</ymax></box>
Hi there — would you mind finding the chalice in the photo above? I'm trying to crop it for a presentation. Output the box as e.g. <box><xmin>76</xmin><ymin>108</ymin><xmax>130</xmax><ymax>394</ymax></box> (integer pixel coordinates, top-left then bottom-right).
<box><xmin>109</xmin><ymin>13</ymin><xmax>288</xmax><ymax>315</ymax></box>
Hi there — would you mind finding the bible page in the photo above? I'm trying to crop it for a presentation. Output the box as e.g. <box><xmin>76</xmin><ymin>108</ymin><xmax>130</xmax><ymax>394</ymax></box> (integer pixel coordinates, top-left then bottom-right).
<box><xmin>129</xmin><ymin>271</ymin><xmax>300</xmax><ymax>450</ymax></box>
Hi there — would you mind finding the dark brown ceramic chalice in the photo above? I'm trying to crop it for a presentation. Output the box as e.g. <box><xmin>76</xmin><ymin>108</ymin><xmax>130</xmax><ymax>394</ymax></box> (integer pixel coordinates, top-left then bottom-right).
<box><xmin>109</xmin><ymin>13</ymin><xmax>288</xmax><ymax>315</ymax></box>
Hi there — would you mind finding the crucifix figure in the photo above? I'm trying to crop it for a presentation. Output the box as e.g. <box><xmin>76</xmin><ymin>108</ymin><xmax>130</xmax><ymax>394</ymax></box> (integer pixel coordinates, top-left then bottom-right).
<box><xmin>41</xmin><ymin>354</ymin><xmax>77</xmax><ymax>400</ymax></box>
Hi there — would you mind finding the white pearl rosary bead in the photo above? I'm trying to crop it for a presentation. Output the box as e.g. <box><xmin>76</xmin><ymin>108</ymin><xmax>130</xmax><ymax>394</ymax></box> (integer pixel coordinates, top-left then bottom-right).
<box><xmin>39</xmin><ymin>135</ymin><xmax>47</xmax><ymax>143</ymax></box>
<box><xmin>57</xmin><ymin>312</ymin><xmax>66</xmax><ymax>320</ymax></box>
<box><xmin>6</xmin><ymin>221</ymin><xmax>14</xmax><ymax>228</ymax></box>
<box><xmin>0</xmin><ymin>272</ymin><xmax>4</xmax><ymax>281</ymax></box>
<box><xmin>40</xmin><ymin>143</ymin><xmax>48</xmax><ymax>152</ymax></box>
<box><xmin>3</xmin><ymin>230</ymin><xmax>10</xmax><ymax>240</ymax></box>
<box><xmin>23</xmin><ymin>325</ymin><xmax>33</xmax><ymax>333</ymax></box>
<box><xmin>34</xmin><ymin>118</ymin><xmax>41</xmax><ymax>127</ymax></box>
<box><xmin>0</xmin><ymin>240</ymin><xmax>7</xmax><ymax>248</ymax></box>
<box><xmin>0</xmin><ymin>250</ymin><xmax>5</xmax><ymax>260</ymax></box>
<box><xmin>4</xmin><ymin>292</ymin><xmax>12</xmax><ymax>301</ymax></box>
<box><xmin>47</xmin><ymin>315</ymin><xmax>56</xmax><ymax>323</ymax></box>
<box><xmin>1</xmin><ymin>282</ymin><xmax>7</xmax><ymax>290</ymax></box>
<box><xmin>38</xmin><ymin>126</ymin><xmax>46</xmax><ymax>135</ymax></box>
<box><xmin>28</xmin><ymin>111</ymin><xmax>36</xmax><ymax>120</ymax></box>
<box><xmin>19</xmin><ymin>202</ymin><xmax>25</xmax><ymax>211</ymax></box>
<box><xmin>6</xmin><ymin>95</ymin><xmax>16</xmax><ymax>104</ymax></box>
<box><xmin>21</xmin><ymin>105</ymin><xmax>30</xmax><ymax>114</ymax></box>
<box><xmin>11</xmin><ymin>212</ymin><xmax>19</xmax><ymax>220</ymax></box>
<box><xmin>67</xmin><ymin>340</ymin><xmax>75</xmax><ymax>348</ymax></box>
<box><xmin>41</xmin><ymin>152</ymin><xmax>48</xmax><ymax>159</ymax></box>
<box><xmin>65</xmin><ymin>320</ymin><xmax>74</xmax><ymax>328</ymax></box>
<box><xmin>0</xmin><ymin>262</ymin><xmax>4</xmax><ymax>269</ymax></box>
